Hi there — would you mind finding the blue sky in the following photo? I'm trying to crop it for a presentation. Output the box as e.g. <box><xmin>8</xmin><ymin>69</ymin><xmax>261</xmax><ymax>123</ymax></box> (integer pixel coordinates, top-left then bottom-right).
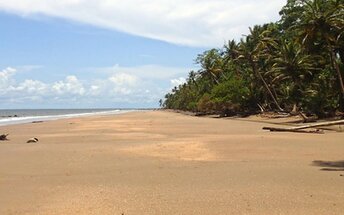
<box><xmin>0</xmin><ymin>0</ymin><xmax>285</xmax><ymax>108</ymax></box>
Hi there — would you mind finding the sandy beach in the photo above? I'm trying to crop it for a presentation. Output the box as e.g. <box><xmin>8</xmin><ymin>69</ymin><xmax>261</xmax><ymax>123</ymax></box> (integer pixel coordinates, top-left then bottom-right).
<box><xmin>0</xmin><ymin>110</ymin><xmax>343</xmax><ymax>215</ymax></box>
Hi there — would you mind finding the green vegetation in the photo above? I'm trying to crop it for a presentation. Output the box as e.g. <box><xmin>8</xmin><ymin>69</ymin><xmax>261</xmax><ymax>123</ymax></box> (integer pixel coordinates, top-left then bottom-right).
<box><xmin>162</xmin><ymin>0</ymin><xmax>344</xmax><ymax>117</ymax></box>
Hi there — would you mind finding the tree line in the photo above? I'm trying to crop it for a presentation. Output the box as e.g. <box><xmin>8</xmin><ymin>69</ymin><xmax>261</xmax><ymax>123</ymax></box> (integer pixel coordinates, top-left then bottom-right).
<box><xmin>161</xmin><ymin>0</ymin><xmax>344</xmax><ymax>118</ymax></box>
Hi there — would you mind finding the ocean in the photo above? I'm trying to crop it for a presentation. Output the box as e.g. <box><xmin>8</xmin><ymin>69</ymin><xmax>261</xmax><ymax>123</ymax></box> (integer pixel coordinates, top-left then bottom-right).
<box><xmin>0</xmin><ymin>109</ymin><xmax>136</xmax><ymax>126</ymax></box>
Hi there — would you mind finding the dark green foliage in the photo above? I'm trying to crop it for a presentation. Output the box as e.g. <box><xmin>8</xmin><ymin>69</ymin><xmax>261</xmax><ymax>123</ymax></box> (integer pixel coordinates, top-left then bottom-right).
<box><xmin>162</xmin><ymin>0</ymin><xmax>344</xmax><ymax>117</ymax></box>
<box><xmin>209</xmin><ymin>77</ymin><xmax>250</xmax><ymax>112</ymax></box>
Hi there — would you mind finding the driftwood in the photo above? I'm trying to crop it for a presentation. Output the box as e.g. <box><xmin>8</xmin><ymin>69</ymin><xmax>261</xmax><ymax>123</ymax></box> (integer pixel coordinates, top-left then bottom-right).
<box><xmin>263</xmin><ymin>119</ymin><xmax>344</xmax><ymax>133</ymax></box>
<box><xmin>0</xmin><ymin>134</ymin><xmax>9</xmax><ymax>141</ymax></box>
<box><xmin>27</xmin><ymin>138</ymin><xmax>39</xmax><ymax>143</ymax></box>
<box><xmin>263</xmin><ymin>127</ymin><xmax>324</xmax><ymax>134</ymax></box>
<box><xmin>299</xmin><ymin>112</ymin><xmax>317</xmax><ymax>123</ymax></box>
<box><xmin>257</xmin><ymin>103</ymin><xmax>265</xmax><ymax>113</ymax></box>
<box><xmin>32</xmin><ymin>121</ymin><xmax>43</xmax><ymax>124</ymax></box>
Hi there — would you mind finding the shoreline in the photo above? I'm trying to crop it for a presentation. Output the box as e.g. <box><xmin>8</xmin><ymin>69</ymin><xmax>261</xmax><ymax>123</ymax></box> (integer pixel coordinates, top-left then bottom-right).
<box><xmin>0</xmin><ymin>109</ymin><xmax>141</xmax><ymax>127</ymax></box>
<box><xmin>0</xmin><ymin>110</ymin><xmax>343</xmax><ymax>214</ymax></box>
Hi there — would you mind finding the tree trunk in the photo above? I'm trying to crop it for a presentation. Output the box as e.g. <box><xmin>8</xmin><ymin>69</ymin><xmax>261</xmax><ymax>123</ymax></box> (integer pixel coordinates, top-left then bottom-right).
<box><xmin>263</xmin><ymin>127</ymin><xmax>323</xmax><ymax>134</ymax></box>
<box><xmin>209</xmin><ymin>71</ymin><xmax>220</xmax><ymax>85</ymax></box>
<box><xmin>250</xmin><ymin>59</ymin><xmax>284</xmax><ymax>112</ymax></box>
<box><xmin>263</xmin><ymin>119</ymin><xmax>344</xmax><ymax>133</ymax></box>
<box><xmin>291</xmin><ymin>103</ymin><xmax>298</xmax><ymax>115</ymax></box>
<box><xmin>338</xmin><ymin>48</ymin><xmax>344</xmax><ymax>66</ymax></box>
<box><xmin>330</xmin><ymin>49</ymin><xmax>344</xmax><ymax>111</ymax></box>
<box><xmin>257</xmin><ymin>103</ymin><xmax>265</xmax><ymax>113</ymax></box>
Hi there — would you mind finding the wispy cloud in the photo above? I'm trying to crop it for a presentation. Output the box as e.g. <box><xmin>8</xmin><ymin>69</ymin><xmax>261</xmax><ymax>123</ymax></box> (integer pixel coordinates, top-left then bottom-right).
<box><xmin>0</xmin><ymin>0</ymin><xmax>285</xmax><ymax>47</ymax></box>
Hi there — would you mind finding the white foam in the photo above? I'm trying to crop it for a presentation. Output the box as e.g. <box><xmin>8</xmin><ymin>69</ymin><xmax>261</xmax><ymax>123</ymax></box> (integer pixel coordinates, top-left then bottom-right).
<box><xmin>0</xmin><ymin>109</ymin><xmax>133</xmax><ymax>126</ymax></box>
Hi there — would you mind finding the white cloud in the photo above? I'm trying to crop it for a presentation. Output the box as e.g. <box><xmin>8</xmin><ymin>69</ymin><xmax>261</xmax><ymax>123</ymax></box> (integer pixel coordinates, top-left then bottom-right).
<box><xmin>108</xmin><ymin>73</ymin><xmax>139</xmax><ymax>95</ymax></box>
<box><xmin>14</xmin><ymin>79</ymin><xmax>47</xmax><ymax>94</ymax></box>
<box><xmin>89</xmin><ymin>65</ymin><xmax>193</xmax><ymax>99</ymax></box>
<box><xmin>0</xmin><ymin>65</ymin><xmax>191</xmax><ymax>107</ymax></box>
<box><xmin>52</xmin><ymin>75</ymin><xmax>85</xmax><ymax>95</ymax></box>
<box><xmin>0</xmin><ymin>67</ymin><xmax>16</xmax><ymax>91</ymax></box>
<box><xmin>0</xmin><ymin>0</ymin><xmax>286</xmax><ymax>47</ymax></box>
<box><xmin>170</xmin><ymin>77</ymin><xmax>186</xmax><ymax>87</ymax></box>
<box><xmin>109</xmin><ymin>73</ymin><xmax>138</xmax><ymax>87</ymax></box>
<box><xmin>95</xmin><ymin>64</ymin><xmax>193</xmax><ymax>80</ymax></box>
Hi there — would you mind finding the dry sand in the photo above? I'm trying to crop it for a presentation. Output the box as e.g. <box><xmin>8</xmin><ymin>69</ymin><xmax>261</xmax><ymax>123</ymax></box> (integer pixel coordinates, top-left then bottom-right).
<box><xmin>0</xmin><ymin>110</ymin><xmax>343</xmax><ymax>215</ymax></box>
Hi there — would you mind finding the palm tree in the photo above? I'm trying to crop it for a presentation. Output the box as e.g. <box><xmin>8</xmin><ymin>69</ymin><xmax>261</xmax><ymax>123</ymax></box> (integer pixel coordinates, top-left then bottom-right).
<box><xmin>271</xmin><ymin>39</ymin><xmax>318</xmax><ymax>112</ymax></box>
<box><xmin>238</xmin><ymin>26</ymin><xmax>284</xmax><ymax>111</ymax></box>
<box><xmin>221</xmin><ymin>40</ymin><xmax>242</xmax><ymax>78</ymax></box>
<box><xmin>222</xmin><ymin>40</ymin><xmax>239</xmax><ymax>66</ymax></box>
<box><xmin>296</xmin><ymin>0</ymin><xmax>344</xmax><ymax>108</ymax></box>
<box><xmin>196</xmin><ymin>49</ymin><xmax>225</xmax><ymax>85</ymax></box>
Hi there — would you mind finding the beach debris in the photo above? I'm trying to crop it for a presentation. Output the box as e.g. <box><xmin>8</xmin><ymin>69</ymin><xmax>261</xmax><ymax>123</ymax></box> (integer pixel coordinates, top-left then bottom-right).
<box><xmin>299</xmin><ymin>112</ymin><xmax>317</xmax><ymax>123</ymax></box>
<box><xmin>1</xmin><ymin>115</ymin><xmax>18</xmax><ymax>118</ymax></box>
<box><xmin>32</xmin><ymin>121</ymin><xmax>43</xmax><ymax>124</ymax></box>
<box><xmin>27</xmin><ymin>137</ymin><xmax>39</xmax><ymax>143</ymax></box>
<box><xmin>0</xmin><ymin>134</ymin><xmax>9</xmax><ymax>141</ymax></box>
<box><xmin>263</xmin><ymin>119</ymin><xmax>344</xmax><ymax>133</ymax></box>
<box><xmin>263</xmin><ymin>127</ymin><xmax>324</xmax><ymax>134</ymax></box>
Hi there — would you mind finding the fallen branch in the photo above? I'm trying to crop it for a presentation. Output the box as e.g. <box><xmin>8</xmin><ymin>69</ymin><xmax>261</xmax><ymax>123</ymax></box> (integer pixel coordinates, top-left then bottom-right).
<box><xmin>263</xmin><ymin>127</ymin><xmax>324</xmax><ymax>134</ymax></box>
<box><xmin>299</xmin><ymin>112</ymin><xmax>317</xmax><ymax>123</ymax></box>
<box><xmin>257</xmin><ymin>103</ymin><xmax>265</xmax><ymax>113</ymax></box>
<box><xmin>263</xmin><ymin>119</ymin><xmax>344</xmax><ymax>133</ymax></box>
<box><xmin>0</xmin><ymin>134</ymin><xmax>9</xmax><ymax>141</ymax></box>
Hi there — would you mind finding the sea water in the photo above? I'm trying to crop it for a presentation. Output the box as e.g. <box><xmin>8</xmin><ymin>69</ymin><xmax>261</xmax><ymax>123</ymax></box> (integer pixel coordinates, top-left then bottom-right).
<box><xmin>0</xmin><ymin>109</ymin><xmax>136</xmax><ymax>126</ymax></box>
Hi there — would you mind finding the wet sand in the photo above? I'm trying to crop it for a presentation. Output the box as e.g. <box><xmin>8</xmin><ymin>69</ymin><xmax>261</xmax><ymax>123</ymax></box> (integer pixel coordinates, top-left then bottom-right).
<box><xmin>0</xmin><ymin>110</ymin><xmax>343</xmax><ymax>214</ymax></box>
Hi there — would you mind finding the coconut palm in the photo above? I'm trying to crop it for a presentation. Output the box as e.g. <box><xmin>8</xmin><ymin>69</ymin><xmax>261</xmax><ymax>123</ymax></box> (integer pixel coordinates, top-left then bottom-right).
<box><xmin>196</xmin><ymin>49</ymin><xmax>224</xmax><ymax>85</ymax></box>
<box><xmin>271</xmin><ymin>39</ymin><xmax>318</xmax><ymax>112</ymax></box>
<box><xmin>295</xmin><ymin>0</ymin><xmax>344</xmax><ymax>105</ymax></box>
<box><xmin>238</xmin><ymin>26</ymin><xmax>284</xmax><ymax>111</ymax></box>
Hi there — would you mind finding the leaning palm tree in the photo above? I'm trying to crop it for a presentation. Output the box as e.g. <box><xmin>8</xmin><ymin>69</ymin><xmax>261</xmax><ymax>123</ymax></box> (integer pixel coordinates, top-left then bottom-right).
<box><xmin>238</xmin><ymin>26</ymin><xmax>284</xmax><ymax>112</ymax></box>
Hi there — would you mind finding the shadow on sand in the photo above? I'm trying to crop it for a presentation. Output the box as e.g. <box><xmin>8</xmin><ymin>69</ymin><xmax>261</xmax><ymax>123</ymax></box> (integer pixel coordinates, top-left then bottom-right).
<box><xmin>312</xmin><ymin>160</ymin><xmax>344</xmax><ymax>171</ymax></box>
